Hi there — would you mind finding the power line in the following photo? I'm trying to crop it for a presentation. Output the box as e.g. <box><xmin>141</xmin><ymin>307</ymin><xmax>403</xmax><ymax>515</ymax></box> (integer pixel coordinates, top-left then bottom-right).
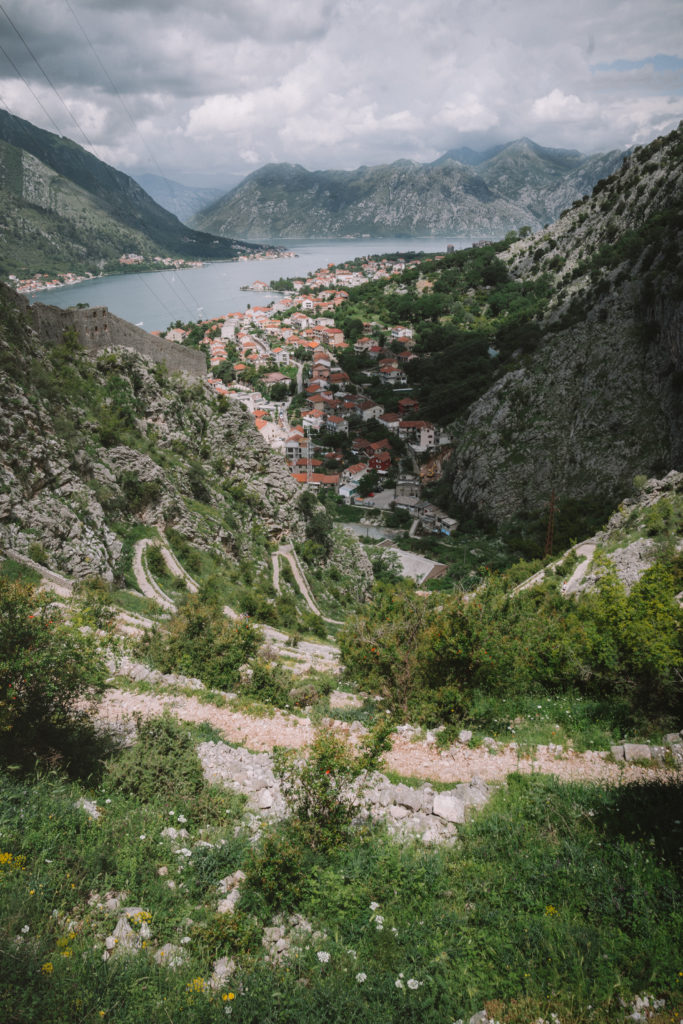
<box><xmin>0</xmin><ymin>42</ymin><xmax>65</xmax><ymax>137</ymax></box>
<box><xmin>0</xmin><ymin>2</ymin><xmax>100</xmax><ymax>156</ymax></box>
<box><xmin>0</xmin><ymin>2</ymin><xmax>206</xmax><ymax>327</ymax></box>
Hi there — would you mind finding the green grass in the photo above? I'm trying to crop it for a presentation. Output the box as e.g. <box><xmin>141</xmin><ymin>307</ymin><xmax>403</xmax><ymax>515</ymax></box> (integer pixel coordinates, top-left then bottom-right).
<box><xmin>0</xmin><ymin>557</ymin><xmax>42</xmax><ymax>584</ymax></box>
<box><xmin>1</xmin><ymin>763</ymin><xmax>681</xmax><ymax>1024</ymax></box>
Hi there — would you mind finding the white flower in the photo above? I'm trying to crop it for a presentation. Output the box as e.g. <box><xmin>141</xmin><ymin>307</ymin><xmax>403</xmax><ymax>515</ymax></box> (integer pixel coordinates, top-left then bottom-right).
<box><xmin>177</xmin><ymin>814</ymin><xmax>187</xmax><ymax>824</ymax></box>
<box><xmin>369</xmin><ymin>901</ymin><xmax>379</xmax><ymax>911</ymax></box>
<box><xmin>180</xmin><ymin>936</ymin><xmax>191</xmax><ymax>945</ymax></box>
<box><xmin>391</xmin><ymin>927</ymin><xmax>398</xmax><ymax>935</ymax></box>
<box><xmin>169</xmin><ymin>811</ymin><xmax>175</xmax><ymax>816</ymax></box>
<box><xmin>105</xmin><ymin>799</ymin><xmax>111</xmax><ymax>804</ymax></box>
<box><xmin>139</xmin><ymin>835</ymin><xmax>146</xmax><ymax>840</ymax></box>
<box><xmin>374</xmin><ymin>914</ymin><xmax>384</xmax><ymax>925</ymax></box>
<box><xmin>395</xmin><ymin>978</ymin><xmax>404</xmax><ymax>989</ymax></box>
<box><xmin>356</xmin><ymin>972</ymin><xmax>367</xmax><ymax>984</ymax></box>
<box><xmin>375</xmin><ymin>923</ymin><xmax>383</xmax><ymax>931</ymax></box>
<box><xmin>407</xmin><ymin>978</ymin><xmax>420</xmax><ymax>989</ymax></box>
<box><xmin>347</xmin><ymin>949</ymin><xmax>357</xmax><ymax>959</ymax></box>
<box><xmin>21</xmin><ymin>925</ymin><xmax>30</xmax><ymax>934</ymax></box>
<box><xmin>317</xmin><ymin>951</ymin><xmax>330</xmax><ymax>963</ymax></box>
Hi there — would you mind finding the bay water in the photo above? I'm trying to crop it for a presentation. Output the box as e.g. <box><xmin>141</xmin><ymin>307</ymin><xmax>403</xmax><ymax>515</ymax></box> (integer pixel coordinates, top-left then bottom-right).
<box><xmin>29</xmin><ymin>237</ymin><xmax>474</xmax><ymax>333</ymax></box>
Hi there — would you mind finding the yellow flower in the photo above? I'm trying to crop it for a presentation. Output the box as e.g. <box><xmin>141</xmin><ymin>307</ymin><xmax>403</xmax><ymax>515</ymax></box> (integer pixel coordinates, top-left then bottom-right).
<box><xmin>41</xmin><ymin>962</ymin><xmax>54</xmax><ymax>974</ymax></box>
<box><xmin>186</xmin><ymin>977</ymin><xmax>205</xmax><ymax>993</ymax></box>
<box><xmin>544</xmin><ymin>904</ymin><xmax>558</xmax><ymax>916</ymax></box>
<box><xmin>62</xmin><ymin>950</ymin><xmax>73</xmax><ymax>958</ymax></box>
<box><xmin>228</xmin><ymin>993</ymin><xmax>235</xmax><ymax>1000</ymax></box>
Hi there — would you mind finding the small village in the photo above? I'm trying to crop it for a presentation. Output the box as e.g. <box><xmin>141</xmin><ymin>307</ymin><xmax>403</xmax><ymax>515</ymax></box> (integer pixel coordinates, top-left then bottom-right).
<box><xmin>9</xmin><ymin>246</ymin><xmax>291</xmax><ymax>295</ymax></box>
<box><xmin>159</xmin><ymin>253</ymin><xmax>458</xmax><ymax>581</ymax></box>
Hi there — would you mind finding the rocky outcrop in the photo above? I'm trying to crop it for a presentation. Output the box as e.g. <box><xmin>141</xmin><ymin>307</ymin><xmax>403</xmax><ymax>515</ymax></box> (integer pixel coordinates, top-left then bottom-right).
<box><xmin>0</xmin><ymin>291</ymin><xmax>307</xmax><ymax>579</ymax></box>
<box><xmin>196</xmin><ymin>739</ymin><xmax>494</xmax><ymax>843</ymax></box>
<box><xmin>448</xmin><ymin>124</ymin><xmax>683</xmax><ymax>522</ymax></box>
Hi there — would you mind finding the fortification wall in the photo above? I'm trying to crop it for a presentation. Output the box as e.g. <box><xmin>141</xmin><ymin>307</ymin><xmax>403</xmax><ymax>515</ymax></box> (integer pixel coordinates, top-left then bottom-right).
<box><xmin>21</xmin><ymin>291</ymin><xmax>206</xmax><ymax>379</ymax></box>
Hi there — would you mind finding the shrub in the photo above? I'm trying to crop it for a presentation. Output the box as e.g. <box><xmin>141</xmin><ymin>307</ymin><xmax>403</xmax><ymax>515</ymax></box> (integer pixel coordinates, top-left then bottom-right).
<box><xmin>0</xmin><ymin>579</ymin><xmax>106</xmax><ymax>760</ymax></box>
<box><xmin>141</xmin><ymin>594</ymin><xmax>260</xmax><ymax>690</ymax></box>
<box><xmin>273</xmin><ymin>723</ymin><xmax>392</xmax><ymax>851</ymax></box>
<box><xmin>105</xmin><ymin>712</ymin><xmax>205</xmax><ymax>805</ymax></box>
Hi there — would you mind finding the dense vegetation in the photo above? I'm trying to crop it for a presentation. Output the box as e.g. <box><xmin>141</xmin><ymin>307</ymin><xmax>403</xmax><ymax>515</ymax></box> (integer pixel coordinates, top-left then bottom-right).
<box><xmin>339</xmin><ymin>547</ymin><xmax>683</xmax><ymax>739</ymax></box>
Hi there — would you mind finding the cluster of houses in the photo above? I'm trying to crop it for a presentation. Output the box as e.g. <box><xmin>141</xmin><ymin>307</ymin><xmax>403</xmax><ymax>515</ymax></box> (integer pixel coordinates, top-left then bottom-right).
<box><xmin>10</xmin><ymin>270</ymin><xmax>95</xmax><ymax>294</ymax></box>
<box><xmin>160</xmin><ymin>254</ymin><xmax>453</xmax><ymax>528</ymax></box>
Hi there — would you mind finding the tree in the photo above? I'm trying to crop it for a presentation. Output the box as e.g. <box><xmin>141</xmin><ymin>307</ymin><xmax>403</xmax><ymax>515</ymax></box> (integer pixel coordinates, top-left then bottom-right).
<box><xmin>0</xmin><ymin>580</ymin><xmax>106</xmax><ymax>760</ymax></box>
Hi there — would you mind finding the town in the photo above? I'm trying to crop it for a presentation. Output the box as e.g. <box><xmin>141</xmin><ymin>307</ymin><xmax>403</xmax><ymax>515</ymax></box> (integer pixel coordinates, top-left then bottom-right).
<box><xmin>9</xmin><ymin>247</ymin><xmax>291</xmax><ymax>295</ymax></box>
<box><xmin>158</xmin><ymin>252</ymin><xmax>458</xmax><ymax>581</ymax></box>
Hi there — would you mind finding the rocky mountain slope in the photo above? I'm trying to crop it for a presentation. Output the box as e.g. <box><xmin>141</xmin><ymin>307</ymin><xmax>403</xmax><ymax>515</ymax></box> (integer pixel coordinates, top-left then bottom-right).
<box><xmin>0</xmin><ymin>282</ymin><xmax>306</xmax><ymax>581</ymax></box>
<box><xmin>0</xmin><ymin>109</ymin><xmax>259</xmax><ymax>279</ymax></box>
<box><xmin>446</xmin><ymin>124</ymin><xmax>682</xmax><ymax>524</ymax></box>
<box><xmin>132</xmin><ymin>173</ymin><xmax>227</xmax><ymax>225</ymax></box>
<box><xmin>192</xmin><ymin>139</ymin><xmax>625</xmax><ymax>239</ymax></box>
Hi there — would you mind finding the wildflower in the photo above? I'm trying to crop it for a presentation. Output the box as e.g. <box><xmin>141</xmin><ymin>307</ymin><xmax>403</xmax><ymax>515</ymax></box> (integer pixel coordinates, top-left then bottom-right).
<box><xmin>544</xmin><ymin>905</ymin><xmax>558</xmax><ymax>916</ymax></box>
<box><xmin>369</xmin><ymin>901</ymin><xmax>380</xmax><ymax>911</ymax></box>
<box><xmin>228</xmin><ymin>993</ymin><xmax>235</xmax><ymax>1001</ymax></box>
<box><xmin>177</xmin><ymin>814</ymin><xmax>187</xmax><ymax>824</ymax></box>
<box><xmin>347</xmin><ymin>949</ymin><xmax>357</xmax><ymax>959</ymax></box>
<box><xmin>395</xmin><ymin>978</ymin><xmax>404</xmax><ymax>989</ymax></box>
<box><xmin>407</xmin><ymin>979</ymin><xmax>420</xmax><ymax>989</ymax></box>
<box><xmin>41</xmin><ymin>962</ymin><xmax>54</xmax><ymax>974</ymax></box>
<box><xmin>374</xmin><ymin>914</ymin><xmax>384</xmax><ymax>925</ymax></box>
<box><xmin>375</xmin><ymin>923</ymin><xmax>383</xmax><ymax>931</ymax></box>
<box><xmin>317</xmin><ymin>951</ymin><xmax>330</xmax><ymax>963</ymax></box>
<box><xmin>180</xmin><ymin>936</ymin><xmax>191</xmax><ymax>945</ymax></box>
<box><xmin>356</xmin><ymin>972</ymin><xmax>367</xmax><ymax>983</ymax></box>
<box><xmin>21</xmin><ymin>925</ymin><xmax>29</xmax><ymax>934</ymax></box>
<box><xmin>186</xmin><ymin>977</ymin><xmax>204</xmax><ymax>992</ymax></box>
<box><xmin>105</xmin><ymin>799</ymin><xmax>111</xmax><ymax>804</ymax></box>
<box><xmin>139</xmin><ymin>835</ymin><xmax>146</xmax><ymax>840</ymax></box>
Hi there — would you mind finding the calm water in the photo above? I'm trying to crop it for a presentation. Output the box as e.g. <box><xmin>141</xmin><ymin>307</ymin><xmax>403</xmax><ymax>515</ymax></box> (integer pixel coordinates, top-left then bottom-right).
<box><xmin>29</xmin><ymin>237</ymin><xmax>474</xmax><ymax>332</ymax></box>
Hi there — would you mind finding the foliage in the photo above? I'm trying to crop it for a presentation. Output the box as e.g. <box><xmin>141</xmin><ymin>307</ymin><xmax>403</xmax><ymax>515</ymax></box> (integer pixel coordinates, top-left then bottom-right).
<box><xmin>272</xmin><ymin>723</ymin><xmax>393</xmax><ymax>852</ymax></box>
<box><xmin>0</xmin><ymin>579</ymin><xmax>106</xmax><ymax>762</ymax></box>
<box><xmin>340</xmin><ymin>556</ymin><xmax>683</xmax><ymax>725</ymax></box>
<box><xmin>140</xmin><ymin>594</ymin><xmax>260</xmax><ymax>691</ymax></box>
<box><xmin>105</xmin><ymin>712</ymin><xmax>206</xmax><ymax>806</ymax></box>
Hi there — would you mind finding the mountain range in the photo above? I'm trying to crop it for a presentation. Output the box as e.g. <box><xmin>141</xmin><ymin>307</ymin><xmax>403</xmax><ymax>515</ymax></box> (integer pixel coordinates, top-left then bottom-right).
<box><xmin>131</xmin><ymin>173</ymin><xmax>229</xmax><ymax>225</ymax></box>
<box><xmin>191</xmin><ymin>138</ymin><xmax>626</xmax><ymax>240</ymax></box>
<box><xmin>0</xmin><ymin>109</ymin><xmax>259</xmax><ymax>279</ymax></box>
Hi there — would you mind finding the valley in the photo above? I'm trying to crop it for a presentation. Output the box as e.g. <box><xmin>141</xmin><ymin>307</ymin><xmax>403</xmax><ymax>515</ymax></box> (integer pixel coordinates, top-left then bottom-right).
<box><xmin>0</xmin><ymin>119</ymin><xmax>681</xmax><ymax>1024</ymax></box>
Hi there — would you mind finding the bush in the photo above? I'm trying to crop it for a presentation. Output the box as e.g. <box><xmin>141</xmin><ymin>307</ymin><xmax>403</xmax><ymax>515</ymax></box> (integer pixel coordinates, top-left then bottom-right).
<box><xmin>0</xmin><ymin>579</ymin><xmax>106</xmax><ymax>760</ymax></box>
<box><xmin>105</xmin><ymin>712</ymin><xmax>205</xmax><ymax>806</ymax></box>
<box><xmin>273</xmin><ymin>723</ymin><xmax>392</xmax><ymax>851</ymax></box>
<box><xmin>141</xmin><ymin>594</ymin><xmax>260</xmax><ymax>690</ymax></box>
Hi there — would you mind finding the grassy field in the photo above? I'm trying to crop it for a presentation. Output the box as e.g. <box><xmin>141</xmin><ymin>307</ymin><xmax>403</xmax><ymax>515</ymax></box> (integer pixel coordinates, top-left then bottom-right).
<box><xmin>1</xmin><ymin>722</ymin><xmax>681</xmax><ymax>1024</ymax></box>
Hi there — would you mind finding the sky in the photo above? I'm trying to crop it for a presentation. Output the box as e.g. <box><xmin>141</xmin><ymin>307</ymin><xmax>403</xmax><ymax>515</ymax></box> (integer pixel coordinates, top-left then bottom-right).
<box><xmin>0</xmin><ymin>0</ymin><xmax>681</xmax><ymax>190</ymax></box>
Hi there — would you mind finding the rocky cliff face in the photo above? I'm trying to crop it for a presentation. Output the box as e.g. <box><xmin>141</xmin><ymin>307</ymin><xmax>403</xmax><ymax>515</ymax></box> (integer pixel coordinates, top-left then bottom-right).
<box><xmin>193</xmin><ymin>140</ymin><xmax>625</xmax><ymax>240</ymax></box>
<box><xmin>447</xmin><ymin>124</ymin><xmax>682</xmax><ymax>523</ymax></box>
<box><xmin>0</xmin><ymin>286</ymin><xmax>306</xmax><ymax>581</ymax></box>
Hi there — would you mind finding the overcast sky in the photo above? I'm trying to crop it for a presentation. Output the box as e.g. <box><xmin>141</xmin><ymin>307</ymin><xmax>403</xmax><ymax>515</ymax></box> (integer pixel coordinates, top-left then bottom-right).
<box><xmin>0</xmin><ymin>0</ymin><xmax>681</xmax><ymax>189</ymax></box>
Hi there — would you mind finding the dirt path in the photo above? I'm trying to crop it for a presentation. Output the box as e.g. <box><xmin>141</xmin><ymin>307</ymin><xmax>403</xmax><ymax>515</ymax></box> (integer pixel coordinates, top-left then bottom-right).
<box><xmin>95</xmin><ymin>687</ymin><xmax>678</xmax><ymax>786</ymax></box>
<box><xmin>276</xmin><ymin>543</ymin><xmax>343</xmax><ymax>625</ymax></box>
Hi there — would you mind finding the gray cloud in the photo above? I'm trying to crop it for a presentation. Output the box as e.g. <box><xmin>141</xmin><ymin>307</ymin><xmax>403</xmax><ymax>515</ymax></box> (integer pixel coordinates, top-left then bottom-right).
<box><xmin>0</xmin><ymin>0</ymin><xmax>680</xmax><ymax>187</ymax></box>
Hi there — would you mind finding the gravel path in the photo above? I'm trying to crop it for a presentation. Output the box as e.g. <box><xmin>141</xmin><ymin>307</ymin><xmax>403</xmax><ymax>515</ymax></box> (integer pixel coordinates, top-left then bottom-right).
<box><xmin>95</xmin><ymin>688</ymin><xmax>678</xmax><ymax>786</ymax></box>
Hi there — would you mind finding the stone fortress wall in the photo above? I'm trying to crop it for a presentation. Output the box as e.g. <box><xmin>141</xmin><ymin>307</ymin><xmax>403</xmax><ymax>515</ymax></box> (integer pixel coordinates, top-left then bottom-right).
<box><xmin>21</xmin><ymin>290</ymin><xmax>206</xmax><ymax>380</ymax></box>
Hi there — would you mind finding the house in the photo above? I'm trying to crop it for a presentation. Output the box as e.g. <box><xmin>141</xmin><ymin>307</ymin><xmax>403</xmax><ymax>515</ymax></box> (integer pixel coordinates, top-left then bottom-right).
<box><xmin>398</xmin><ymin>420</ymin><xmax>438</xmax><ymax>452</ymax></box>
<box><xmin>369</xmin><ymin>450</ymin><xmax>392</xmax><ymax>474</ymax></box>
<box><xmin>379</xmin><ymin>412</ymin><xmax>401</xmax><ymax>432</ymax></box>
<box><xmin>302</xmin><ymin>410</ymin><xmax>325</xmax><ymax>431</ymax></box>
<box><xmin>165</xmin><ymin>327</ymin><xmax>187</xmax><ymax>343</ymax></box>
<box><xmin>398</xmin><ymin>396</ymin><xmax>420</xmax><ymax>416</ymax></box>
<box><xmin>325</xmin><ymin>414</ymin><xmax>348</xmax><ymax>435</ymax></box>
<box><xmin>357</xmin><ymin>399</ymin><xmax>384</xmax><ymax>422</ymax></box>
<box><xmin>340</xmin><ymin>463</ymin><xmax>368</xmax><ymax>486</ymax></box>
<box><xmin>291</xmin><ymin>472</ymin><xmax>340</xmax><ymax>492</ymax></box>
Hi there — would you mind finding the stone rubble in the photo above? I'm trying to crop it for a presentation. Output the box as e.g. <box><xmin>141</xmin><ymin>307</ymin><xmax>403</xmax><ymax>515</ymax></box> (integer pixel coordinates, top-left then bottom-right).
<box><xmin>196</xmin><ymin>739</ymin><xmax>495</xmax><ymax>843</ymax></box>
